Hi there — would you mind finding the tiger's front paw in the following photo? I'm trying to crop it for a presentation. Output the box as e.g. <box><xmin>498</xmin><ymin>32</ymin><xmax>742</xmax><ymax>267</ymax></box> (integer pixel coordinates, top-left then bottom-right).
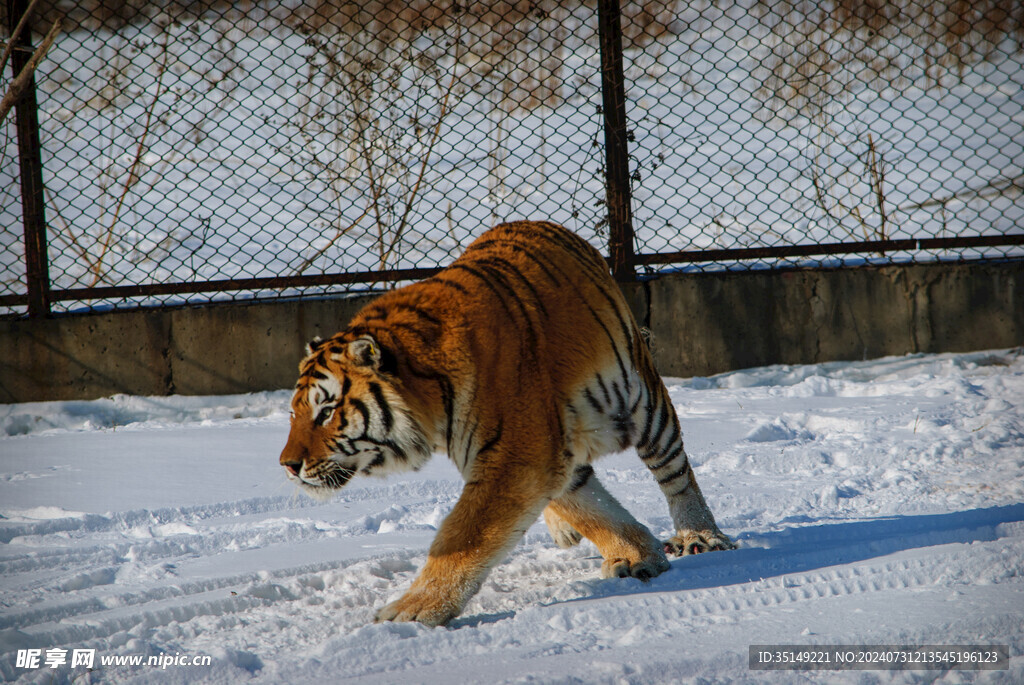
<box><xmin>374</xmin><ymin>587</ymin><xmax>460</xmax><ymax>627</ymax></box>
<box><xmin>664</xmin><ymin>530</ymin><xmax>736</xmax><ymax>556</ymax></box>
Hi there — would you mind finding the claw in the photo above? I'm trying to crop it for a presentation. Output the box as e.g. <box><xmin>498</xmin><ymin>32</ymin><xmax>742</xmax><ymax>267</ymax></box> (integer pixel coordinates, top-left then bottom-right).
<box><xmin>664</xmin><ymin>531</ymin><xmax>735</xmax><ymax>557</ymax></box>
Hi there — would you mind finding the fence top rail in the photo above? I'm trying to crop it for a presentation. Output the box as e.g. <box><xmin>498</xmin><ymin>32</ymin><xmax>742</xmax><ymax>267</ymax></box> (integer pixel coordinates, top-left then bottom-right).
<box><xmin>2</xmin><ymin>234</ymin><xmax>1021</xmax><ymax>313</ymax></box>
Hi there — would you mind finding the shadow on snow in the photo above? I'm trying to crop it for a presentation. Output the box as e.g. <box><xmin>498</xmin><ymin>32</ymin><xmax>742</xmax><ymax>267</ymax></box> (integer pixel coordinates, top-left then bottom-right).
<box><xmin>559</xmin><ymin>503</ymin><xmax>1024</xmax><ymax>603</ymax></box>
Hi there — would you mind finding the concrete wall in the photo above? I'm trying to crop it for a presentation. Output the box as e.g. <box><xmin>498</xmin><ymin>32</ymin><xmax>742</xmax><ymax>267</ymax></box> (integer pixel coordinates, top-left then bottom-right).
<box><xmin>2</xmin><ymin>261</ymin><xmax>1021</xmax><ymax>402</ymax></box>
<box><xmin>0</xmin><ymin>295</ymin><xmax>376</xmax><ymax>402</ymax></box>
<box><xmin>627</xmin><ymin>261</ymin><xmax>1022</xmax><ymax>378</ymax></box>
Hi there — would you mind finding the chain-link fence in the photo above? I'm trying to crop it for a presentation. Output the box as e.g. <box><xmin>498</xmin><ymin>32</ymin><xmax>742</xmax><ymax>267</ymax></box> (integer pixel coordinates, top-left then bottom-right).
<box><xmin>623</xmin><ymin>0</ymin><xmax>1024</xmax><ymax>272</ymax></box>
<box><xmin>3</xmin><ymin>0</ymin><xmax>1023</xmax><ymax>317</ymax></box>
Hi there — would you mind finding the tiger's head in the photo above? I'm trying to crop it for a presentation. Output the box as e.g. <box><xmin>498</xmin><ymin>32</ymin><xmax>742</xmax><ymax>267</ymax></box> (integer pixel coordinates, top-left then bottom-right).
<box><xmin>280</xmin><ymin>334</ymin><xmax>431</xmax><ymax>499</ymax></box>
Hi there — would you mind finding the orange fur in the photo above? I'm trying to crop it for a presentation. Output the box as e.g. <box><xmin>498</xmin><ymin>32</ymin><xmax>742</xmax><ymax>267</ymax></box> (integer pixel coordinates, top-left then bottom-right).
<box><xmin>279</xmin><ymin>221</ymin><xmax>733</xmax><ymax>625</ymax></box>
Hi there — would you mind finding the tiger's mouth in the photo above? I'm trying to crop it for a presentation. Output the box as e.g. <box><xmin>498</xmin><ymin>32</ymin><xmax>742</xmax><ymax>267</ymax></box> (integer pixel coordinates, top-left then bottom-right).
<box><xmin>287</xmin><ymin>463</ymin><xmax>357</xmax><ymax>495</ymax></box>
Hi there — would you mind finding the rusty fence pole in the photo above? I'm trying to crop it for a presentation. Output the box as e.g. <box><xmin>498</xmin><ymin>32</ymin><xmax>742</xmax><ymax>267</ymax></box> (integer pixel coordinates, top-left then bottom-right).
<box><xmin>7</xmin><ymin>0</ymin><xmax>51</xmax><ymax>317</ymax></box>
<box><xmin>597</xmin><ymin>0</ymin><xmax>636</xmax><ymax>281</ymax></box>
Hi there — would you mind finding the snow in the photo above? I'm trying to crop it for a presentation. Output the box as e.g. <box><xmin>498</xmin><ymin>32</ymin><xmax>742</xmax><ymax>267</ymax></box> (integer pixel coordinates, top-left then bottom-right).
<box><xmin>1</xmin><ymin>348</ymin><xmax>1023</xmax><ymax>683</ymax></box>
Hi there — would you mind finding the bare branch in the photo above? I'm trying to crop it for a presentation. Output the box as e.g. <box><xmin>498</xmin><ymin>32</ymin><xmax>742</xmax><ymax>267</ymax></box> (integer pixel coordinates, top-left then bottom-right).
<box><xmin>0</xmin><ymin>0</ymin><xmax>44</xmax><ymax>77</ymax></box>
<box><xmin>867</xmin><ymin>134</ymin><xmax>888</xmax><ymax>242</ymax></box>
<box><xmin>0</xmin><ymin>17</ymin><xmax>60</xmax><ymax>126</ymax></box>
<box><xmin>88</xmin><ymin>31</ymin><xmax>170</xmax><ymax>287</ymax></box>
<box><xmin>382</xmin><ymin>22</ymin><xmax>464</xmax><ymax>268</ymax></box>
<box><xmin>289</xmin><ymin>201</ymin><xmax>371</xmax><ymax>277</ymax></box>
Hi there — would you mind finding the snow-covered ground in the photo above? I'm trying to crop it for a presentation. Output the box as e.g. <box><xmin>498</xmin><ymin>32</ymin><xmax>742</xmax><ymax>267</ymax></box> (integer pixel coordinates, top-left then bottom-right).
<box><xmin>1</xmin><ymin>348</ymin><xmax>1023</xmax><ymax>683</ymax></box>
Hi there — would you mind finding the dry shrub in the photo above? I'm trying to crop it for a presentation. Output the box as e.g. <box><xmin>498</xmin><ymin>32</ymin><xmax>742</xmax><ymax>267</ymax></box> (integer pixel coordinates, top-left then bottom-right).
<box><xmin>8</xmin><ymin>1</ymin><xmax>684</xmax><ymax>112</ymax></box>
<box><xmin>750</xmin><ymin>0</ymin><xmax>1024</xmax><ymax>124</ymax></box>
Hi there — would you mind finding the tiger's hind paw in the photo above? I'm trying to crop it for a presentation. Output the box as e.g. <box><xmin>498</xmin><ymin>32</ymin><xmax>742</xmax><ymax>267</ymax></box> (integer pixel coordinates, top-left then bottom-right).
<box><xmin>600</xmin><ymin>553</ymin><xmax>670</xmax><ymax>581</ymax></box>
<box><xmin>550</xmin><ymin>524</ymin><xmax>583</xmax><ymax>549</ymax></box>
<box><xmin>664</xmin><ymin>531</ymin><xmax>736</xmax><ymax>557</ymax></box>
<box><xmin>544</xmin><ymin>508</ymin><xmax>583</xmax><ymax>548</ymax></box>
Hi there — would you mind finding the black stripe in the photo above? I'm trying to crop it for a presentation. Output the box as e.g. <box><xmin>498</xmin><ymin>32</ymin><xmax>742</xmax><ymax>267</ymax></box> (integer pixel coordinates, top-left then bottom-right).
<box><xmin>349</xmin><ymin>399</ymin><xmax>371</xmax><ymax>435</ymax></box>
<box><xmin>645</xmin><ymin>400</ymin><xmax>671</xmax><ymax>449</ymax></box>
<box><xmin>477</xmin><ymin>239</ymin><xmax>627</xmax><ymax>377</ymax></box>
<box><xmin>668</xmin><ymin>479</ymin><xmax>693</xmax><ymax>497</ymax></box>
<box><xmin>390</xmin><ymin>321</ymin><xmax>434</xmax><ymax>346</ymax></box>
<box><xmin>316</xmin><ymin>386</ymin><xmax>337</xmax><ymax>405</ymax></box>
<box><xmin>517</xmin><ymin>222</ymin><xmax>605</xmax><ymax>271</ymax></box>
<box><xmin>462</xmin><ymin>419</ymin><xmax>480</xmax><ymax>470</ymax></box>
<box><xmin>356</xmin><ymin>436</ymin><xmax>408</xmax><ymax>462</ymax></box>
<box><xmin>370</xmin><ymin>302</ymin><xmax>442</xmax><ymax>327</ymax></box>
<box><xmin>468</xmin><ymin>262</ymin><xmax>540</xmax><ymax>349</ymax></box>
<box><xmin>583</xmin><ymin>388</ymin><xmax>604</xmax><ymax>415</ymax></box>
<box><xmin>657</xmin><ymin>466</ymin><xmax>689</xmax><ymax>486</ymax></box>
<box><xmin>613</xmin><ymin>411</ymin><xmax>632</xmax><ymax>447</ymax></box>
<box><xmin>367</xmin><ymin>382</ymin><xmax>394</xmax><ymax>432</ymax></box>
<box><xmin>344</xmin><ymin>325</ymin><xmax>369</xmax><ymax>340</ymax></box>
<box><xmin>438</xmin><ymin>376</ymin><xmax>455</xmax><ymax>453</ymax></box>
<box><xmin>464</xmin><ymin>239</ymin><xmax>563</xmax><ymax>286</ymax></box>
<box><xmin>597</xmin><ymin>374</ymin><xmax>613</xmax><ymax>406</ymax></box>
<box><xmin>629</xmin><ymin>388</ymin><xmax>642</xmax><ymax>415</ymax></box>
<box><xmin>595</xmin><ymin>279</ymin><xmax>636</xmax><ymax>361</ymax></box>
<box><xmin>475</xmin><ymin>420</ymin><xmax>504</xmax><ymax>461</ymax></box>
<box><xmin>581</xmin><ymin>297</ymin><xmax>631</xmax><ymax>383</ymax></box>
<box><xmin>567</xmin><ymin>464</ymin><xmax>594</xmax><ymax>493</ymax></box>
<box><xmin>429</xmin><ymin>276</ymin><xmax>470</xmax><ymax>295</ymax></box>
<box><xmin>474</xmin><ymin>226</ymin><xmax>634</xmax><ymax>371</ymax></box>
<box><xmin>407</xmin><ymin>305</ymin><xmax>442</xmax><ymax>327</ymax></box>
<box><xmin>398</xmin><ymin>361</ymin><xmax>453</xmax><ymax>454</ymax></box>
<box><xmin>647</xmin><ymin>444</ymin><xmax>684</xmax><ymax>470</ymax></box>
<box><xmin>663</xmin><ymin>418</ymin><xmax>681</xmax><ymax>454</ymax></box>
<box><xmin>611</xmin><ymin>381</ymin><xmax>627</xmax><ymax>413</ymax></box>
<box><xmin>526</xmin><ymin>224</ymin><xmax>637</xmax><ymax>362</ymax></box>
<box><xmin>470</xmin><ymin>262</ymin><xmax>537</xmax><ymax>337</ymax></box>
<box><xmin>468</xmin><ymin>255</ymin><xmax>550</xmax><ymax>318</ymax></box>
<box><xmin>639</xmin><ymin>391</ymin><xmax>658</xmax><ymax>446</ymax></box>
<box><xmin>445</xmin><ymin>264</ymin><xmax>518</xmax><ymax>321</ymax></box>
<box><xmin>332</xmin><ymin>438</ymin><xmax>356</xmax><ymax>456</ymax></box>
<box><xmin>361</xmin><ymin>304</ymin><xmax>389</xmax><ymax>322</ymax></box>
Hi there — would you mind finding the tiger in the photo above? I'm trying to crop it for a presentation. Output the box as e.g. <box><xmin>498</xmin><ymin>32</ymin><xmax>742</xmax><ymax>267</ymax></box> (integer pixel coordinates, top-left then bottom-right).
<box><xmin>279</xmin><ymin>220</ymin><xmax>734</xmax><ymax>626</ymax></box>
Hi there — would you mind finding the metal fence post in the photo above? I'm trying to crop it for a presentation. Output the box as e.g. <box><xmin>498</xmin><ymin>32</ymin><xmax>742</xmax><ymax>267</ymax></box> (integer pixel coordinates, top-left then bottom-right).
<box><xmin>7</xmin><ymin>0</ymin><xmax>51</xmax><ymax>317</ymax></box>
<box><xmin>597</xmin><ymin>0</ymin><xmax>636</xmax><ymax>281</ymax></box>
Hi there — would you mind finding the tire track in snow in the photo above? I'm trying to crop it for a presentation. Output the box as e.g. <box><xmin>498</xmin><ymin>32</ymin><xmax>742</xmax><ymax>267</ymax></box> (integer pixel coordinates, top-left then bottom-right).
<box><xmin>0</xmin><ymin>482</ymin><xmax>458</xmax><ymax>647</ymax></box>
<box><xmin>8</xmin><ymin>504</ymin><xmax>1020</xmax><ymax>656</ymax></box>
<box><xmin>1</xmin><ymin>549</ymin><xmax>425</xmax><ymax>655</ymax></box>
<box><xmin>275</xmin><ymin>520</ymin><xmax>1024</xmax><ymax>682</ymax></box>
<box><xmin>1</xmin><ymin>481</ymin><xmax>458</xmax><ymax>579</ymax></box>
<box><xmin>1</xmin><ymin>480</ymin><xmax>459</xmax><ymax>544</ymax></box>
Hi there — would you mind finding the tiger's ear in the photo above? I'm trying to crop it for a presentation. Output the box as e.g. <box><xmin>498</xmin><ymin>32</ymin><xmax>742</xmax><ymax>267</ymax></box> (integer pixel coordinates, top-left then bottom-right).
<box><xmin>346</xmin><ymin>336</ymin><xmax>381</xmax><ymax>369</ymax></box>
<box><xmin>306</xmin><ymin>336</ymin><xmax>325</xmax><ymax>356</ymax></box>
